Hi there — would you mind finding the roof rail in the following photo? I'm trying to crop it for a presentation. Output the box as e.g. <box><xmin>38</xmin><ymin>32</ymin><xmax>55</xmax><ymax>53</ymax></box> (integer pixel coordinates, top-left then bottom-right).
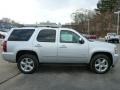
<box><xmin>36</xmin><ymin>24</ymin><xmax>61</xmax><ymax>28</ymax></box>
<box><xmin>23</xmin><ymin>24</ymin><xmax>62</xmax><ymax>28</ymax></box>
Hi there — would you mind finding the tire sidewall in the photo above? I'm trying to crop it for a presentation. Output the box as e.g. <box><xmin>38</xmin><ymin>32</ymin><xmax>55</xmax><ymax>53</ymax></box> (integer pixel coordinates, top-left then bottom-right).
<box><xmin>90</xmin><ymin>54</ymin><xmax>111</xmax><ymax>74</ymax></box>
<box><xmin>17</xmin><ymin>54</ymin><xmax>39</xmax><ymax>74</ymax></box>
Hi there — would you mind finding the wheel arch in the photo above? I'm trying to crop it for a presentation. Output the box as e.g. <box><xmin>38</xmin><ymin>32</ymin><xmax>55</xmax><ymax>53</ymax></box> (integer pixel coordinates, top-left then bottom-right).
<box><xmin>90</xmin><ymin>52</ymin><xmax>113</xmax><ymax>65</ymax></box>
<box><xmin>16</xmin><ymin>50</ymin><xmax>39</xmax><ymax>63</ymax></box>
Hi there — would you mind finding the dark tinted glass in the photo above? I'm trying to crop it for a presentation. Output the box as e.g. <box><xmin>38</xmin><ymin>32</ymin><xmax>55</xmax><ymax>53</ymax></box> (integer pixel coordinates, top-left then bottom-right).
<box><xmin>8</xmin><ymin>29</ymin><xmax>35</xmax><ymax>41</ymax></box>
<box><xmin>37</xmin><ymin>29</ymin><xmax>56</xmax><ymax>42</ymax></box>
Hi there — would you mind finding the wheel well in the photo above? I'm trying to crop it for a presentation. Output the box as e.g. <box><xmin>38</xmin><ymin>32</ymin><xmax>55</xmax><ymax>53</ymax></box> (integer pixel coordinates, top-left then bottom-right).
<box><xmin>90</xmin><ymin>52</ymin><xmax>113</xmax><ymax>65</ymax></box>
<box><xmin>16</xmin><ymin>50</ymin><xmax>39</xmax><ymax>63</ymax></box>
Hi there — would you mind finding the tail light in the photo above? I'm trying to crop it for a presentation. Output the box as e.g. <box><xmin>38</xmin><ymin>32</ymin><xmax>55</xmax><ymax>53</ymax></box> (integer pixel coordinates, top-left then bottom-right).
<box><xmin>3</xmin><ymin>41</ymin><xmax>7</xmax><ymax>52</ymax></box>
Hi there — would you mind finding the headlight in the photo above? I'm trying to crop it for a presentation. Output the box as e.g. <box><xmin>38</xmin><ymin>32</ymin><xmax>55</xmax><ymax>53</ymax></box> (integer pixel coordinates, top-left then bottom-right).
<box><xmin>115</xmin><ymin>47</ymin><xmax>118</xmax><ymax>54</ymax></box>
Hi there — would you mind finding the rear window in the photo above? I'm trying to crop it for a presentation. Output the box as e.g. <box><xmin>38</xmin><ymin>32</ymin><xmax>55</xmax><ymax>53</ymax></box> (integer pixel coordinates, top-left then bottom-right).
<box><xmin>8</xmin><ymin>29</ymin><xmax>35</xmax><ymax>41</ymax></box>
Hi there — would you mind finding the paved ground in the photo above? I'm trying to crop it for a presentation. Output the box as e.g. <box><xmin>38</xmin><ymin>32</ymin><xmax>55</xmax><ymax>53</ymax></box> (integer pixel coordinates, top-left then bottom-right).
<box><xmin>0</xmin><ymin>40</ymin><xmax>120</xmax><ymax>90</ymax></box>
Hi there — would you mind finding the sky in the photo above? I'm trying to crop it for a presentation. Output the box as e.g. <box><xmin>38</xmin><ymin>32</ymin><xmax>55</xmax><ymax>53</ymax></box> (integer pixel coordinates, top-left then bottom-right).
<box><xmin>0</xmin><ymin>0</ymin><xmax>99</xmax><ymax>24</ymax></box>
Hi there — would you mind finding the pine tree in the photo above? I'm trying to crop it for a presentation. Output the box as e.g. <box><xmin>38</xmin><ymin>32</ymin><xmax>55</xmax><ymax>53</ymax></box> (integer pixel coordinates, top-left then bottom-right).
<box><xmin>97</xmin><ymin>0</ymin><xmax>117</xmax><ymax>13</ymax></box>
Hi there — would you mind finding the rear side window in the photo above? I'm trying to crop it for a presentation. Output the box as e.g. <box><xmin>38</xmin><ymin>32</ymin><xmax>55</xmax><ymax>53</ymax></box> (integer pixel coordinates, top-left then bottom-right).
<box><xmin>37</xmin><ymin>29</ymin><xmax>56</xmax><ymax>42</ymax></box>
<box><xmin>8</xmin><ymin>29</ymin><xmax>35</xmax><ymax>41</ymax></box>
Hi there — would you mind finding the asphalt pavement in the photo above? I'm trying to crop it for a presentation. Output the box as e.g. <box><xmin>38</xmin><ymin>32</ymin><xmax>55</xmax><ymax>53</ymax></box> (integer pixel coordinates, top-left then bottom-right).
<box><xmin>0</xmin><ymin>40</ymin><xmax>120</xmax><ymax>90</ymax></box>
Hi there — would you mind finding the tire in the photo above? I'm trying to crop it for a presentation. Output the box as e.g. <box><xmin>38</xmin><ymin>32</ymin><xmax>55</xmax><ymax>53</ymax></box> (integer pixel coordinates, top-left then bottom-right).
<box><xmin>117</xmin><ymin>40</ymin><xmax>119</xmax><ymax>43</ymax></box>
<box><xmin>17</xmin><ymin>54</ymin><xmax>39</xmax><ymax>74</ymax></box>
<box><xmin>90</xmin><ymin>54</ymin><xmax>112</xmax><ymax>74</ymax></box>
<box><xmin>112</xmin><ymin>40</ymin><xmax>114</xmax><ymax>43</ymax></box>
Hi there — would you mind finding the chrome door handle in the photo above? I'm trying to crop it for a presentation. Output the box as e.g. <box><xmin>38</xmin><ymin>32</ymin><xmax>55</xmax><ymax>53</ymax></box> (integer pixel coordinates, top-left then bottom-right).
<box><xmin>59</xmin><ymin>45</ymin><xmax>67</xmax><ymax>48</ymax></box>
<box><xmin>35</xmin><ymin>44</ymin><xmax>42</xmax><ymax>47</ymax></box>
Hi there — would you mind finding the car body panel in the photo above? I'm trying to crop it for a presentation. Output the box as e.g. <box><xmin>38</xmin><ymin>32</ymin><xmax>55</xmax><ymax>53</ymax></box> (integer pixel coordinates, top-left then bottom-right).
<box><xmin>2</xmin><ymin>27</ymin><xmax>119</xmax><ymax>66</ymax></box>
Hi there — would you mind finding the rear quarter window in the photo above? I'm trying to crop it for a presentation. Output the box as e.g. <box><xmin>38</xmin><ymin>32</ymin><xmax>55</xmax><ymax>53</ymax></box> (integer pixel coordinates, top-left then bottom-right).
<box><xmin>8</xmin><ymin>29</ymin><xmax>35</xmax><ymax>41</ymax></box>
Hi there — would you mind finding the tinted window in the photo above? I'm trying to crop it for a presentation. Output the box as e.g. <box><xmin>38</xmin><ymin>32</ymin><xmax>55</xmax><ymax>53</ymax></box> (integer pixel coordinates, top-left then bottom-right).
<box><xmin>37</xmin><ymin>29</ymin><xmax>56</xmax><ymax>42</ymax></box>
<box><xmin>60</xmin><ymin>30</ymin><xmax>80</xmax><ymax>43</ymax></box>
<box><xmin>8</xmin><ymin>29</ymin><xmax>35</xmax><ymax>41</ymax></box>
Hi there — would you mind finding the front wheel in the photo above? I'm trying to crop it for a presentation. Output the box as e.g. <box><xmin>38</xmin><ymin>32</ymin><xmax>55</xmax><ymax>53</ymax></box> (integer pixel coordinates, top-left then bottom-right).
<box><xmin>90</xmin><ymin>54</ymin><xmax>111</xmax><ymax>74</ymax></box>
<box><xmin>17</xmin><ymin>54</ymin><xmax>39</xmax><ymax>74</ymax></box>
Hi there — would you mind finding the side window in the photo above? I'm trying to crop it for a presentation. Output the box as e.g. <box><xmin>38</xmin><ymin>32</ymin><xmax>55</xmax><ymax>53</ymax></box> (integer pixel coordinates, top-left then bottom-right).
<box><xmin>8</xmin><ymin>29</ymin><xmax>35</xmax><ymax>41</ymax></box>
<box><xmin>37</xmin><ymin>29</ymin><xmax>56</xmax><ymax>42</ymax></box>
<box><xmin>60</xmin><ymin>30</ymin><xmax>80</xmax><ymax>43</ymax></box>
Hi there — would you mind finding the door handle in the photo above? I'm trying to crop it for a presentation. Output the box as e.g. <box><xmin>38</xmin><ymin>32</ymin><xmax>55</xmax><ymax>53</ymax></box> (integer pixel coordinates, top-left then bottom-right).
<box><xmin>35</xmin><ymin>44</ymin><xmax>42</xmax><ymax>47</ymax></box>
<box><xmin>59</xmin><ymin>45</ymin><xmax>67</xmax><ymax>48</ymax></box>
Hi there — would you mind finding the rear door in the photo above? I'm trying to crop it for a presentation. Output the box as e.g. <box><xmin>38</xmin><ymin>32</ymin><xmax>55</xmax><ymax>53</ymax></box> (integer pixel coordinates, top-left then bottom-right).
<box><xmin>34</xmin><ymin>29</ymin><xmax>58</xmax><ymax>63</ymax></box>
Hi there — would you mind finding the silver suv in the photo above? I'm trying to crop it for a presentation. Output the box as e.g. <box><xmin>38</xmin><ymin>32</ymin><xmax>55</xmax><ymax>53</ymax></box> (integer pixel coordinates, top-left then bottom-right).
<box><xmin>2</xmin><ymin>27</ymin><xmax>119</xmax><ymax>74</ymax></box>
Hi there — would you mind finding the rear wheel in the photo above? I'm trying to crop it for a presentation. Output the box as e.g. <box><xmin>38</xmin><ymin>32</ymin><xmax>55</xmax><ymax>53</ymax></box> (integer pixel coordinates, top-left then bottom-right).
<box><xmin>90</xmin><ymin>54</ymin><xmax>111</xmax><ymax>74</ymax></box>
<box><xmin>17</xmin><ymin>54</ymin><xmax>39</xmax><ymax>74</ymax></box>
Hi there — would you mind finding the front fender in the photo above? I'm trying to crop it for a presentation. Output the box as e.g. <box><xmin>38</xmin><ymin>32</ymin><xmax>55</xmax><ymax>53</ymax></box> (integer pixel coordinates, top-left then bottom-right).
<box><xmin>89</xmin><ymin>47</ymin><xmax>114</xmax><ymax>62</ymax></box>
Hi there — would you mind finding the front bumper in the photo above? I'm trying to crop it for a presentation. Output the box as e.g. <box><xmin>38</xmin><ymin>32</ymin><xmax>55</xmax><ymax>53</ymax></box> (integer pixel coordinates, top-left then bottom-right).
<box><xmin>113</xmin><ymin>54</ymin><xmax>119</xmax><ymax>66</ymax></box>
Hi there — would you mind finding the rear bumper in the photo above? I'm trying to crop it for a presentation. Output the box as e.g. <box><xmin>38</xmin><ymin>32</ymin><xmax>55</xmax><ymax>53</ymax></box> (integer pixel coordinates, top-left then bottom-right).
<box><xmin>2</xmin><ymin>52</ymin><xmax>16</xmax><ymax>63</ymax></box>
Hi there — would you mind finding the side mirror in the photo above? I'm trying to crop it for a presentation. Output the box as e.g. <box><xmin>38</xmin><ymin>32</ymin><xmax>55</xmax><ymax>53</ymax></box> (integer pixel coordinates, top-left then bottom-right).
<box><xmin>79</xmin><ymin>38</ymin><xmax>84</xmax><ymax>44</ymax></box>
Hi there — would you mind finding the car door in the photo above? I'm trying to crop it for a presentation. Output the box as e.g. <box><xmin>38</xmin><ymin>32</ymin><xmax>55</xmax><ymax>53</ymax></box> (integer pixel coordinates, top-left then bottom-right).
<box><xmin>34</xmin><ymin>29</ymin><xmax>57</xmax><ymax>63</ymax></box>
<box><xmin>58</xmin><ymin>30</ymin><xmax>89</xmax><ymax>63</ymax></box>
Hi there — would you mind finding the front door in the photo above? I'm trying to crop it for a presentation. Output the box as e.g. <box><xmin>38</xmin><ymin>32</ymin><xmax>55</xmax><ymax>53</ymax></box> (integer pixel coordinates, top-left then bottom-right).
<box><xmin>58</xmin><ymin>30</ymin><xmax>89</xmax><ymax>63</ymax></box>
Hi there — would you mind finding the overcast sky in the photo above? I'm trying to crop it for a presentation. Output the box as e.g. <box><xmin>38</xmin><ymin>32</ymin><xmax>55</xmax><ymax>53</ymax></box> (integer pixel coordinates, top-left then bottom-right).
<box><xmin>0</xmin><ymin>0</ymin><xmax>98</xmax><ymax>24</ymax></box>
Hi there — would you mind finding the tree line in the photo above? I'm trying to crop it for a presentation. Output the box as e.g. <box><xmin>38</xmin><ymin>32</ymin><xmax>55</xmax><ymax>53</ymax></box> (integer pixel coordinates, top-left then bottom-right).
<box><xmin>71</xmin><ymin>0</ymin><xmax>119</xmax><ymax>37</ymax></box>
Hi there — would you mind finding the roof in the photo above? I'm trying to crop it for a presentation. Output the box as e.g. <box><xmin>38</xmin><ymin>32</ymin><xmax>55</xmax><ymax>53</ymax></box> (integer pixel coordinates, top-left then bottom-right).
<box><xmin>11</xmin><ymin>27</ymin><xmax>71</xmax><ymax>31</ymax></box>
